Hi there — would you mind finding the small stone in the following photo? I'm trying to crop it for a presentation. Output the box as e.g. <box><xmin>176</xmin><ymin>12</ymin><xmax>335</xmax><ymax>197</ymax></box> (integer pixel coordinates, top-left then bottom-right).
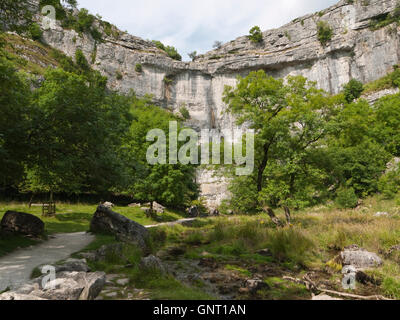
<box><xmin>256</xmin><ymin>249</ymin><xmax>272</xmax><ymax>257</ymax></box>
<box><xmin>375</xmin><ymin>212</ymin><xmax>389</xmax><ymax>217</ymax></box>
<box><xmin>312</xmin><ymin>294</ymin><xmax>342</xmax><ymax>300</ymax></box>
<box><xmin>105</xmin><ymin>292</ymin><xmax>118</xmax><ymax>298</ymax></box>
<box><xmin>116</xmin><ymin>278</ymin><xmax>130</xmax><ymax>286</ymax></box>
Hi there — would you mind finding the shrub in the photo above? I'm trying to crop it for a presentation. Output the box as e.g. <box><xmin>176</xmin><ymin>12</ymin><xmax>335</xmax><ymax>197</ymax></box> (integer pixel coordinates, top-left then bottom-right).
<box><xmin>163</xmin><ymin>75</ymin><xmax>173</xmax><ymax>85</ymax></box>
<box><xmin>343</xmin><ymin>79</ymin><xmax>364</xmax><ymax>103</ymax></box>
<box><xmin>179</xmin><ymin>106</ymin><xmax>190</xmax><ymax>120</ymax></box>
<box><xmin>75</xmin><ymin>49</ymin><xmax>90</xmax><ymax>71</ymax></box>
<box><xmin>336</xmin><ymin>187</ymin><xmax>359</xmax><ymax>209</ymax></box>
<box><xmin>248</xmin><ymin>26</ymin><xmax>263</xmax><ymax>43</ymax></box>
<box><xmin>135</xmin><ymin>63</ymin><xmax>142</xmax><ymax>73</ymax></box>
<box><xmin>378</xmin><ymin>169</ymin><xmax>400</xmax><ymax>199</ymax></box>
<box><xmin>28</xmin><ymin>23</ymin><xmax>42</xmax><ymax>41</ymax></box>
<box><xmin>317</xmin><ymin>21</ymin><xmax>333</xmax><ymax>46</ymax></box>
<box><xmin>115</xmin><ymin>71</ymin><xmax>123</xmax><ymax>80</ymax></box>
<box><xmin>152</xmin><ymin>40</ymin><xmax>182</xmax><ymax>61</ymax></box>
<box><xmin>188</xmin><ymin>51</ymin><xmax>197</xmax><ymax>61</ymax></box>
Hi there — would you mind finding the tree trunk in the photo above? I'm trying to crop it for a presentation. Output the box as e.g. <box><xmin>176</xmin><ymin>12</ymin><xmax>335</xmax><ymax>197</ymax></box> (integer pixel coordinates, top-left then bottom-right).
<box><xmin>263</xmin><ymin>206</ymin><xmax>284</xmax><ymax>227</ymax></box>
<box><xmin>284</xmin><ymin>206</ymin><xmax>291</xmax><ymax>225</ymax></box>
<box><xmin>28</xmin><ymin>193</ymin><xmax>35</xmax><ymax>208</ymax></box>
<box><xmin>257</xmin><ymin>142</ymin><xmax>272</xmax><ymax>192</ymax></box>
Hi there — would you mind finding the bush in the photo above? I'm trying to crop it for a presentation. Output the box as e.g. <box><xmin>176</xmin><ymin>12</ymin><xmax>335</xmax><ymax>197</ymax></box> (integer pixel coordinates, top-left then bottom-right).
<box><xmin>336</xmin><ymin>187</ymin><xmax>359</xmax><ymax>209</ymax></box>
<box><xmin>343</xmin><ymin>79</ymin><xmax>364</xmax><ymax>103</ymax></box>
<box><xmin>179</xmin><ymin>106</ymin><xmax>190</xmax><ymax>120</ymax></box>
<box><xmin>28</xmin><ymin>23</ymin><xmax>42</xmax><ymax>41</ymax></box>
<box><xmin>317</xmin><ymin>21</ymin><xmax>333</xmax><ymax>46</ymax></box>
<box><xmin>378</xmin><ymin>168</ymin><xmax>400</xmax><ymax>199</ymax></box>
<box><xmin>248</xmin><ymin>26</ymin><xmax>263</xmax><ymax>43</ymax></box>
<box><xmin>152</xmin><ymin>40</ymin><xmax>182</xmax><ymax>61</ymax></box>
<box><xmin>75</xmin><ymin>49</ymin><xmax>90</xmax><ymax>71</ymax></box>
<box><xmin>115</xmin><ymin>71</ymin><xmax>123</xmax><ymax>80</ymax></box>
<box><xmin>135</xmin><ymin>63</ymin><xmax>143</xmax><ymax>73</ymax></box>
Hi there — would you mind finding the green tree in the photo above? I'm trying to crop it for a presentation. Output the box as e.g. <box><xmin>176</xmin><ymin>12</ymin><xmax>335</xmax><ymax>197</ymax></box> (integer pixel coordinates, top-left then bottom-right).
<box><xmin>122</xmin><ymin>101</ymin><xmax>198</xmax><ymax>209</ymax></box>
<box><xmin>343</xmin><ymin>79</ymin><xmax>364</xmax><ymax>103</ymax></box>
<box><xmin>223</xmin><ymin>71</ymin><xmax>336</xmax><ymax>214</ymax></box>
<box><xmin>326</xmin><ymin>99</ymin><xmax>391</xmax><ymax>197</ymax></box>
<box><xmin>248</xmin><ymin>26</ymin><xmax>263</xmax><ymax>43</ymax></box>
<box><xmin>317</xmin><ymin>21</ymin><xmax>333</xmax><ymax>46</ymax></box>
<box><xmin>25</xmin><ymin>68</ymin><xmax>132</xmax><ymax>199</ymax></box>
<box><xmin>373</xmin><ymin>93</ymin><xmax>400</xmax><ymax>156</ymax></box>
<box><xmin>0</xmin><ymin>48</ymin><xmax>32</xmax><ymax>188</ymax></box>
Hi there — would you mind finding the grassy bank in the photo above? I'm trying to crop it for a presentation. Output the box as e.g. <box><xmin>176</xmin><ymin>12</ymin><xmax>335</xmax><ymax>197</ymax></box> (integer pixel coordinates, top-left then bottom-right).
<box><xmin>146</xmin><ymin>195</ymin><xmax>400</xmax><ymax>299</ymax></box>
<box><xmin>0</xmin><ymin>202</ymin><xmax>185</xmax><ymax>258</ymax></box>
<box><xmin>0</xmin><ymin>202</ymin><xmax>185</xmax><ymax>234</ymax></box>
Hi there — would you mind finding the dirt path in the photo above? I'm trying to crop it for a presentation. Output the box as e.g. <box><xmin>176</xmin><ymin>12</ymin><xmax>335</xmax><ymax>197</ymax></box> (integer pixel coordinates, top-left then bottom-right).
<box><xmin>0</xmin><ymin>218</ymin><xmax>198</xmax><ymax>292</ymax></box>
<box><xmin>145</xmin><ymin>218</ymin><xmax>197</xmax><ymax>229</ymax></box>
<box><xmin>0</xmin><ymin>232</ymin><xmax>94</xmax><ymax>292</ymax></box>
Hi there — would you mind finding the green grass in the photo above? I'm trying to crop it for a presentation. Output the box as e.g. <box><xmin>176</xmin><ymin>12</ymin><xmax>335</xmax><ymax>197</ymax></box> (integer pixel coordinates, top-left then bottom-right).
<box><xmin>260</xmin><ymin>277</ymin><xmax>310</xmax><ymax>300</ymax></box>
<box><xmin>0</xmin><ymin>202</ymin><xmax>185</xmax><ymax>235</ymax></box>
<box><xmin>0</xmin><ymin>233</ymin><xmax>40</xmax><ymax>258</ymax></box>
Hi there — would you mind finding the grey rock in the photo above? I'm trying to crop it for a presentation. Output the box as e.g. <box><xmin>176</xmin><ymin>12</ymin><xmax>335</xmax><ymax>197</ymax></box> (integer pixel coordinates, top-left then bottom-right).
<box><xmin>312</xmin><ymin>294</ymin><xmax>342</xmax><ymax>301</ymax></box>
<box><xmin>256</xmin><ymin>249</ymin><xmax>272</xmax><ymax>257</ymax></box>
<box><xmin>78</xmin><ymin>272</ymin><xmax>106</xmax><ymax>300</ymax></box>
<box><xmin>187</xmin><ymin>206</ymin><xmax>200</xmax><ymax>218</ymax></box>
<box><xmin>0</xmin><ymin>292</ymin><xmax>47</xmax><ymax>300</ymax></box>
<box><xmin>375</xmin><ymin>212</ymin><xmax>389</xmax><ymax>217</ymax></box>
<box><xmin>102</xmin><ymin>202</ymin><xmax>114</xmax><ymax>209</ymax></box>
<box><xmin>128</xmin><ymin>203</ymin><xmax>141</xmax><ymax>208</ymax></box>
<box><xmin>245</xmin><ymin>279</ymin><xmax>269</xmax><ymax>293</ymax></box>
<box><xmin>0</xmin><ymin>211</ymin><xmax>44</xmax><ymax>237</ymax></box>
<box><xmin>116</xmin><ymin>278</ymin><xmax>130</xmax><ymax>286</ymax></box>
<box><xmin>90</xmin><ymin>205</ymin><xmax>150</xmax><ymax>252</ymax></box>
<box><xmin>55</xmin><ymin>258</ymin><xmax>90</xmax><ymax>273</ymax></box>
<box><xmin>139</xmin><ymin>255</ymin><xmax>166</xmax><ymax>274</ymax></box>
<box><xmin>152</xmin><ymin>202</ymin><xmax>165</xmax><ymax>214</ymax></box>
<box><xmin>1</xmin><ymin>271</ymin><xmax>106</xmax><ymax>301</ymax></box>
<box><xmin>340</xmin><ymin>247</ymin><xmax>383</xmax><ymax>269</ymax></box>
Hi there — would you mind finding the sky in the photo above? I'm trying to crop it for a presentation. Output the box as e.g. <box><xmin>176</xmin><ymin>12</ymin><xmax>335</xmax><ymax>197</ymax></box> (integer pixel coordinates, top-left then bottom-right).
<box><xmin>77</xmin><ymin>0</ymin><xmax>339</xmax><ymax>61</ymax></box>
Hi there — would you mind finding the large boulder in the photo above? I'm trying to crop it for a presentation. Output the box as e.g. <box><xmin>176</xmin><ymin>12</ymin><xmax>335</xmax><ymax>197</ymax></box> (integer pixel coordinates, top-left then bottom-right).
<box><xmin>90</xmin><ymin>205</ymin><xmax>150</xmax><ymax>252</ymax></box>
<box><xmin>152</xmin><ymin>202</ymin><xmax>165</xmax><ymax>214</ymax></box>
<box><xmin>0</xmin><ymin>211</ymin><xmax>44</xmax><ymax>237</ymax></box>
<box><xmin>0</xmin><ymin>271</ymin><xmax>105</xmax><ymax>300</ymax></box>
<box><xmin>340</xmin><ymin>245</ymin><xmax>383</xmax><ymax>269</ymax></box>
<box><xmin>187</xmin><ymin>206</ymin><xmax>200</xmax><ymax>218</ymax></box>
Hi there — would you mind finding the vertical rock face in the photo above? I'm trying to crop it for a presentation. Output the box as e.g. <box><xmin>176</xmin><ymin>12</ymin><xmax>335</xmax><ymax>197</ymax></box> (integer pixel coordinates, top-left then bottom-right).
<box><xmin>36</xmin><ymin>0</ymin><xmax>400</xmax><ymax>208</ymax></box>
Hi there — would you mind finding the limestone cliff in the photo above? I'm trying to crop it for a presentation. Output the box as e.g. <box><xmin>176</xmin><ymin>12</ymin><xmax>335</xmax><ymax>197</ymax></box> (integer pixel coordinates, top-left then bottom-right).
<box><xmin>27</xmin><ymin>0</ymin><xmax>400</xmax><ymax>207</ymax></box>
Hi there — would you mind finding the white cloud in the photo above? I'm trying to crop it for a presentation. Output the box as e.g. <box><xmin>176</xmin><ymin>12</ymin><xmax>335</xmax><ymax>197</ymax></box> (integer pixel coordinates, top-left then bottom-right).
<box><xmin>77</xmin><ymin>0</ymin><xmax>338</xmax><ymax>60</ymax></box>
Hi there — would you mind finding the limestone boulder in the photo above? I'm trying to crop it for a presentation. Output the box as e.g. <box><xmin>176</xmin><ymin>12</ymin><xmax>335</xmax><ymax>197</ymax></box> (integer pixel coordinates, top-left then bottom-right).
<box><xmin>340</xmin><ymin>246</ymin><xmax>383</xmax><ymax>269</ymax></box>
<box><xmin>0</xmin><ymin>211</ymin><xmax>44</xmax><ymax>237</ymax></box>
<box><xmin>90</xmin><ymin>205</ymin><xmax>150</xmax><ymax>252</ymax></box>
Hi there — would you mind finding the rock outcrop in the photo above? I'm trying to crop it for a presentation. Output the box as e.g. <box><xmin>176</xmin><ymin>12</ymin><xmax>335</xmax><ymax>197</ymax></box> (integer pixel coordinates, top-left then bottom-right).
<box><xmin>27</xmin><ymin>0</ymin><xmax>400</xmax><ymax>208</ymax></box>
<box><xmin>340</xmin><ymin>245</ymin><xmax>383</xmax><ymax>269</ymax></box>
<box><xmin>0</xmin><ymin>211</ymin><xmax>44</xmax><ymax>237</ymax></box>
<box><xmin>0</xmin><ymin>271</ymin><xmax>106</xmax><ymax>301</ymax></box>
<box><xmin>90</xmin><ymin>205</ymin><xmax>150</xmax><ymax>252</ymax></box>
